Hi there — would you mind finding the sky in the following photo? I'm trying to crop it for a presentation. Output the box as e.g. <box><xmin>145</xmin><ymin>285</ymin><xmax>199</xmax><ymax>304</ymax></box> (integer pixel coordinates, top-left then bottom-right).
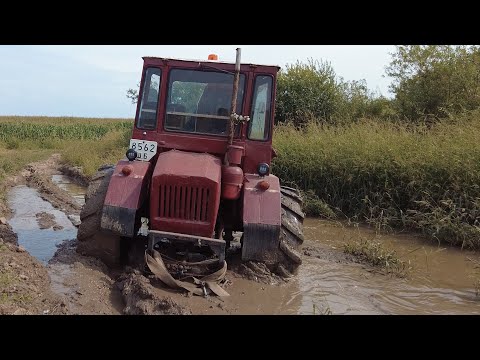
<box><xmin>0</xmin><ymin>45</ymin><xmax>396</xmax><ymax>118</ymax></box>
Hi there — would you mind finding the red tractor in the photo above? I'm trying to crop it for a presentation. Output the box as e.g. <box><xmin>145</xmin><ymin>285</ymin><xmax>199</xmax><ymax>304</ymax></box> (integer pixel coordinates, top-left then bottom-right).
<box><xmin>77</xmin><ymin>49</ymin><xmax>304</xmax><ymax>277</ymax></box>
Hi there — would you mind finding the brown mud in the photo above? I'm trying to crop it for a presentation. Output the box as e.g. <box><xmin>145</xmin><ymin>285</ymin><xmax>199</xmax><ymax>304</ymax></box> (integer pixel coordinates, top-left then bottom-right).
<box><xmin>47</xmin><ymin>240</ymin><xmax>123</xmax><ymax>314</ymax></box>
<box><xmin>0</xmin><ymin>240</ymin><xmax>67</xmax><ymax>315</ymax></box>
<box><xmin>2</xmin><ymin>154</ymin><xmax>480</xmax><ymax>315</ymax></box>
<box><xmin>0</xmin><ymin>222</ymin><xmax>18</xmax><ymax>245</ymax></box>
<box><xmin>36</xmin><ymin>212</ymin><xmax>62</xmax><ymax>230</ymax></box>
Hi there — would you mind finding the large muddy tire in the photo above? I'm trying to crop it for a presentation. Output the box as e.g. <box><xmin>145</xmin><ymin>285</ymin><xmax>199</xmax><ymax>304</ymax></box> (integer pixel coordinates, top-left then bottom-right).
<box><xmin>277</xmin><ymin>186</ymin><xmax>305</xmax><ymax>274</ymax></box>
<box><xmin>76</xmin><ymin>165</ymin><xmax>121</xmax><ymax>267</ymax></box>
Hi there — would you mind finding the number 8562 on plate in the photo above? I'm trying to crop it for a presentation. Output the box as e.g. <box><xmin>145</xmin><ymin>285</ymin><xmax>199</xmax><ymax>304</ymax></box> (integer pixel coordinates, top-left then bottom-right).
<box><xmin>129</xmin><ymin>139</ymin><xmax>157</xmax><ymax>161</ymax></box>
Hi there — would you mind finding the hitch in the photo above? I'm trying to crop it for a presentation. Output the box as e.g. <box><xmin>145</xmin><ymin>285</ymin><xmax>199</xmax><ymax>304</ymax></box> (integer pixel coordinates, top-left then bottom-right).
<box><xmin>147</xmin><ymin>230</ymin><xmax>226</xmax><ymax>263</ymax></box>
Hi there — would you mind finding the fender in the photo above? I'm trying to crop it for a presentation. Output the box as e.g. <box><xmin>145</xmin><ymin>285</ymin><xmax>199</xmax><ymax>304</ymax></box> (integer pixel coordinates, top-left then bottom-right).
<box><xmin>101</xmin><ymin>159</ymin><xmax>152</xmax><ymax>237</ymax></box>
<box><xmin>241</xmin><ymin>174</ymin><xmax>281</xmax><ymax>262</ymax></box>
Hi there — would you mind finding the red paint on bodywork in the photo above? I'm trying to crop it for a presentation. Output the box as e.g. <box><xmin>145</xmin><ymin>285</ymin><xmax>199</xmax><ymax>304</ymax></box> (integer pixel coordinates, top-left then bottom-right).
<box><xmin>221</xmin><ymin>165</ymin><xmax>243</xmax><ymax>200</ymax></box>
<box><xmin>131</xmin><ymin>57</ymin><xmax>280</xmax><ymax>175</ymax></box>
<box><xmin>242</xmin><ymin>174</ymin><xmax>281</xmax><ymax>226</ymax></box>
<box><xmin>104</xmin><ymin>160</ymin><xmax>152</xmax><ymax>210</ymax></box>
<box><xmin>150</xmin><ymin>150</ymin><xmax>221</xmax><ymax>237</ymax></box>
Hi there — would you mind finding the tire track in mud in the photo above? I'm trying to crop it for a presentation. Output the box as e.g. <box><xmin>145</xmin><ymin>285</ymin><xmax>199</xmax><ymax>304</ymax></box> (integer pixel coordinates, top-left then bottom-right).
<box><xmin>1</xmin><ymin>155</ymin><xmax>305</xmax><ymax>315</ymax></box>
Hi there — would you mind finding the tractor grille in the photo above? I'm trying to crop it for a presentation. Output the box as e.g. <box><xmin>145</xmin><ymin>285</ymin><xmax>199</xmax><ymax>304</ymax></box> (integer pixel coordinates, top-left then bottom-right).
<box><xmin>158</xmin><ymin>185</ymin><xmax>211</xmax><ymax>222</ymax></box>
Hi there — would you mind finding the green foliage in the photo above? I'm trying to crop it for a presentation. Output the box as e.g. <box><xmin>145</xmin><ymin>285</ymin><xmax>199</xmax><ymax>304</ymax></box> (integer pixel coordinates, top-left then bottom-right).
<box><xmin>272</xmin><ymin>113</ymin><xmax>480</xmax><ymax>249</ymax></box>
<box><xmin>386</xmin><ymin>45</ymin><xmax>480</xmax><ymax>120</ymax></box>
<box><xmin>276</xmin><ymin>59</ymin><xmax>342</xmax><ymax>125</ymax></box>
<box><xmin>0</xmin><ymin>117</ymin><xmax>131</xmax><ymax>142</ymax></box>
<box><xmin>0</xmin><ymin>117</ymin><xmax>133</xmax><ymax>182</ymax></box>
<box><xmin>344</xmin><ymin>237</ymin><xmax>410</xmax><ymax>277</ymax></box>
<box><xmin>126</xmin><ymin>86</ymin><xmax>139</xmax><ymax>104</ymax></box>
<box><xmin>275</xmin><ymin>59</ymin><xmax>394</xmax><ymax>125</ymax></box>
<box><xmin>60</xmin><ymin>130</ymin><xmax>130</xmax><ymax>177</ymax></box>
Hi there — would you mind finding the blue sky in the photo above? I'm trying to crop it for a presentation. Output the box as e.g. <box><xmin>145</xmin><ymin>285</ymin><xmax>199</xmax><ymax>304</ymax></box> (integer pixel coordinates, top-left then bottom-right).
<box><xmin>0</xmin><ymin>45</ymin><xmax>396</xmax><ymax>118</ymax></box>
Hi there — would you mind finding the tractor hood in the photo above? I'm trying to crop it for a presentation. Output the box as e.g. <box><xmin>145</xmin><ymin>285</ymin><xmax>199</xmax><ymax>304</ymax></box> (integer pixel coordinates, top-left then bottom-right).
<box><xmin>149</xmin><ymin>150</ymin><xmax>222</xmax><ymax>238</ymax></box>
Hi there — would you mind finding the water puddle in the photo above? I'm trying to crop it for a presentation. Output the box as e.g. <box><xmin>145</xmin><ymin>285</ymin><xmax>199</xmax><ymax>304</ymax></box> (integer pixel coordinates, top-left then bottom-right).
<box><xmin>6</xmin><ymin>174</ymin><xmax>480</xmax><ymax>314</ymax></box>
<box><xmin>51</xmin><ymin>174</ymin><xmax>86</xmax><ymax>206</ymax></box>
<box><xmin>7</xmin><ymin>185</ymin><xmax>78</xmax><ymax>264</ymax></box>
<box><xmin>294</xmin><ymin>219</ymin><xmax>480</xmax><ymax>314</ymax></box>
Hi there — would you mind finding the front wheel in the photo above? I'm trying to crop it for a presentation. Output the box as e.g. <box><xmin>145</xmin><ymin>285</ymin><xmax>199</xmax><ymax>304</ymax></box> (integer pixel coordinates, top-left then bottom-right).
<box><xmin>275</xmin><ymin>186</ymin><xmax>305</xmax><ymax>274</ymax></box>
<box><xmin>76</xmin><ymin>165</ymin><xmax>122</xmax><ymax>267</ymax></box>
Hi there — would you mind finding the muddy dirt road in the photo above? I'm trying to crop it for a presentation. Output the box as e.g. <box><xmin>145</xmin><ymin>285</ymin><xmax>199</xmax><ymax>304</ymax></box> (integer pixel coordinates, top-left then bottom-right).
<box><xmin>1</xmin><ymin>154</ymin><xmax>480</xmax><ymax>315</ymax></box>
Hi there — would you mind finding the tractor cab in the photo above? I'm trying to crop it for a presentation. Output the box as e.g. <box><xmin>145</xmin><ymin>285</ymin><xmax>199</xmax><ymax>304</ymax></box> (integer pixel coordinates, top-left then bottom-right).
<box><xmin>130</xmin><ymin>55</ymin><xmax>279</xmax><ymax>175</ymax></box>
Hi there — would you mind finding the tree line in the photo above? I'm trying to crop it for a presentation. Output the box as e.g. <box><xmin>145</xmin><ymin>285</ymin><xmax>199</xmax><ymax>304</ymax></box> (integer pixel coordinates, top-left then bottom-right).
<box><xmin>127</xmin><ymin>46</ymin><xmax>480</xmax><ymax>125</ymax></box>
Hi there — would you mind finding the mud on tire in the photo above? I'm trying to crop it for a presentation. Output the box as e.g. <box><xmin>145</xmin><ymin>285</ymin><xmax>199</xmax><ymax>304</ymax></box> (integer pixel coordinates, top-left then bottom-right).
<box><xmin>276</xmin><ymin>186</ymin><xmax>305</xmax><ymax>274</ymax></box>
<box><xmin>76</xmin><ymin>165</ymin><xmax>121</xmax><ymax>267</ymax></box>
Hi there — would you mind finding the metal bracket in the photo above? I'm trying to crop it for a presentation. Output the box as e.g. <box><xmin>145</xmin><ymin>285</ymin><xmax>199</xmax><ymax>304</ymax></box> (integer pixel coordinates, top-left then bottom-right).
<box><xmin>148</xmin><ymin>230</ymin><xmax>226</xmax><ymax>263</ymax></box>
<box><xmin>231</xmin><ymin>113</ymin><xmax>250</xmax><ymax>124</ymax></box>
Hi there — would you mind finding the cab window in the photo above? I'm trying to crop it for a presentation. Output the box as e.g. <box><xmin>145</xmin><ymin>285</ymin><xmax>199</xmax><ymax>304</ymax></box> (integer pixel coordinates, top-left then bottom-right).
<box><xmin>165</xmin><ymin>69</ymin><xmax>245</xmax><ymax>136</ymax></box>
<box><xmin>248</xmin><ymin>75</ymin><xmax>273</xmax><ymax>141</ymax></box>
<box><xmin>137</xmin><ymin>68</ymin><xmax>161</xmax><ymax>129</ymax></box>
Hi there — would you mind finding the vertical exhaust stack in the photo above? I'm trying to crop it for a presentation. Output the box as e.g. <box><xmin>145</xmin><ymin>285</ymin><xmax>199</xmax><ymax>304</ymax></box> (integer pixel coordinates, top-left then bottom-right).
<box><xmin>225</xmin><ymin>48</ymin><xmax>242</xmax><ymax>164</ymax></box>
<box><xmin>222</xmin><ymin>48</ymin><xmax>244</xmax><ymax>200</ymax></box>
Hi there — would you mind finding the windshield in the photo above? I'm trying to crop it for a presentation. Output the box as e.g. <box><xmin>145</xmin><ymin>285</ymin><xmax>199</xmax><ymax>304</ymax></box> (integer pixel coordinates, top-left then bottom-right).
<box><xmin>165</xmin><ymin>69</ymin><xmax>245</xmax><ymax>136</ymax></box>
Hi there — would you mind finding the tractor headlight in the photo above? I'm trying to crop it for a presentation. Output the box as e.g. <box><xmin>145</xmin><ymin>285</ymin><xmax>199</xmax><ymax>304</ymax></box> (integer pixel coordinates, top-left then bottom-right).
<box><xmin>258</xmin><ymin>163</ymin><xmax>270</xmax><ymax>177</ymax></box>
<box><xmin>126</xmin><ymin>148</ymin><xmax>137</xmax><ymax>162</ymax></box>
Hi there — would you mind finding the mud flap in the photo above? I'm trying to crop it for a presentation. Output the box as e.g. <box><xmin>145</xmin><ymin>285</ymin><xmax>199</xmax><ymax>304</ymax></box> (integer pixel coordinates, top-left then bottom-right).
<box><xmin>101</xmin><ymin>205</ymin><xmax>137</xmax><ymax>237</ymax></box>
<box><xmin>145</xmin><ymin>250</ymin><xmax>230</xmax><ymax>297</ymax></box>
<box><xmin>242</xmin><ymin>223</ymin><xmax>281</xmax><ymax>263</ymax></box>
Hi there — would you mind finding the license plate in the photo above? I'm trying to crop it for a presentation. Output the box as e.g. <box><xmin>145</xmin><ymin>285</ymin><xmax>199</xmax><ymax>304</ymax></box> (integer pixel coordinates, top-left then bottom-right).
<box><xmin>129</xmin><ymin>139</ymin><xmax>157</xmax><ymax>161</ymax></box>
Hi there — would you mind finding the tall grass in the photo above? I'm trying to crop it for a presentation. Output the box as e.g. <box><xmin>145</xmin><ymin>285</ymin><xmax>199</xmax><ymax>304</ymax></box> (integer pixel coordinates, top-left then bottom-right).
<box><xmin>0</xmin><ymin>117</ymin><xmax>133</xmax><ymax>186</ymax></box>
<box><xmin>2</xmin><ymin>115</ymin><xmax>480</xmax><ymax>250</ymax></box>
<box><xmin>60</xmin><ymin>130</ymin><xmax>131</xmax><ymax>177</ymax></box>
<box><xmin>272</xmin><ymin>111</ymin><xmax>480</xmax><ymax>249</ymax></box>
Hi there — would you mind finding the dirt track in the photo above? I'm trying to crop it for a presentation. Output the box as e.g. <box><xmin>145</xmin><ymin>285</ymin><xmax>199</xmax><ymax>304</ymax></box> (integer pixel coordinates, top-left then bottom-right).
<box><xmin>0</xmin><ymin>155</ymin><xmax>311</xmax><ymax>315</ymax></box>
<box><xmin>5</xmin><ymin>154</ymin><xmax>476</xmax><ymax>315</ymax></box>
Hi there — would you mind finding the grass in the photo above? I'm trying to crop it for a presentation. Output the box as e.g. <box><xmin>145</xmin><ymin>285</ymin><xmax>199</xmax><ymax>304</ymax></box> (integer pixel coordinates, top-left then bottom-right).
<box><xmin>2</xmin><ymin>113</ymin><xmax>480</xmax><ymax>252</ymax></box>
<box><xmin>0</xmin><ymin>149</ymin><xmax>55</xmax><ymax>201</ymax></box>
<box><xmin>0</xmin><ymin>292</ymin><xmax>33</xmax><ymax>305</ymax></box>
<box><xmin>343</xmin><ymin>237</ymin><xmax>411</xmax><ymax>277</ymax></box>
<box><xmin>273</xmin><ymin>110</ymin><xmax>480</xmax><ymax>249</ymax></box>
<box><xmin>0</xmin><ymin>271</ymin><xmax>13</xmax><ymax>288</ymax></box>
<box><xmin>0</xmin><ymin>116</ymin><xmax>132</xmax><ymax>184</ymax></box>
<box><xmin>59</xmin><ymin>129</ymin><xmax>131</xmax><ymax>177</ymax></box>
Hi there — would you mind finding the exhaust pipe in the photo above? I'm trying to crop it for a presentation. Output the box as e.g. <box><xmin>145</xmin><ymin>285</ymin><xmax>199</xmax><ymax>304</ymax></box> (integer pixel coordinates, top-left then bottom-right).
<box><xmin>225</xmin><ymin>48</ymin><xmax>242</xmax><ymax>165</ymax></box>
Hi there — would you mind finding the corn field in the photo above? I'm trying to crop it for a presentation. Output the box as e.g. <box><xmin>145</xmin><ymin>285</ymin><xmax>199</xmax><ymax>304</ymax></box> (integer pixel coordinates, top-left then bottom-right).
<box><xmin>0</xmin><ymin>116</ymin><xmax>132</xmax><ymax>141</ymax></box>
<box><xmin>0</xmin><ymin>116</ymin><xmax>132</xmax><ymax>182</ymax></box>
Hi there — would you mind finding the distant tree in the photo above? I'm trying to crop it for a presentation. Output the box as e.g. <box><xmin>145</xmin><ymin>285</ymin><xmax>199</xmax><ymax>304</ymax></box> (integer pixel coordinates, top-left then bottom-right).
<box><xmin>126</xmin><ymin>83</ymin><xmax>139</xmax><ymax>104</ymax></box>
<box><xmin>386</xmin><ymin>45</ymin><xmax>480</xmax><ymax>120</ymax></box>
<box><xmin>275</xmin><ymin>59</ymin><xmax>343</xmax><ymax>125</ymax></box>
<box><xmin>275</xmin><ymin>59</ymin><xmax>392</xmax><ymax>125</ymax></box>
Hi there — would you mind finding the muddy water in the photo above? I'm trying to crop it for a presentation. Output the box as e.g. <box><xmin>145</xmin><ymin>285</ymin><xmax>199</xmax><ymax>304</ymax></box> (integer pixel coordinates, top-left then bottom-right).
<box><xmin>51</xmin><ymin>174</ymin><xmax>86</xmax><ymax>206</ymax></box>
<box><xmin>297</xmin><ymin>219</ymin><xmax>480</xmax><ymax>314</ymax></box>
<box><xmin>7</xmin><ymin>175</ymin><xmax>480</xmax><ymax>314</ymax></box>
<box><xmin>7</xmin><ymin>185</ymin><xmax>78</xmax><ymax>263</ymax></box>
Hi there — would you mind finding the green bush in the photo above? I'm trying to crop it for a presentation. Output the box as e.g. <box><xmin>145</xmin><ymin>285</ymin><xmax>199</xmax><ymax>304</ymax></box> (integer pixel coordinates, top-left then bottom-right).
<box><xmin>387</xmin><ymin>45</ymin><xmax>480</xmax><ymax>121</ymax></box>
<box><xmin>272</xmin><ymin>113</ymin><xmax>480</xmax><ymax>249</ymax></box>
<box><xmin>275</xmin><ymin>59</ymin><xmax>343</xmax><ymax>125</ymax></box>
<box><xmin>275</xmin><ymin>59</ymin><xmax>395</xmax><ymax>126</ymax></box>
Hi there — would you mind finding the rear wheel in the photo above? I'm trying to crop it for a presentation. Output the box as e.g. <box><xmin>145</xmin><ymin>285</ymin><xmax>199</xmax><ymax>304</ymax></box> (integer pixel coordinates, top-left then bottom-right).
<box><xmin>276</xmin><ymin>186</ymin><xmax>305</xmax><ymax>274</ymax></box>
<box><xmin>76</xmin><ymin>165</ymin><xmax>122</xmax><ymax>267</ymax></box>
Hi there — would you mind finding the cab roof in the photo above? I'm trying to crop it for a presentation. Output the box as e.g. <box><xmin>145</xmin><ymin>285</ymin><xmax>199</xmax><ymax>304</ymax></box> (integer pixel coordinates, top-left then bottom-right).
<box><xmin>142</xmin><ymin>56</ymin><xmax>281</xmax><ymax>70</ymax></box>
